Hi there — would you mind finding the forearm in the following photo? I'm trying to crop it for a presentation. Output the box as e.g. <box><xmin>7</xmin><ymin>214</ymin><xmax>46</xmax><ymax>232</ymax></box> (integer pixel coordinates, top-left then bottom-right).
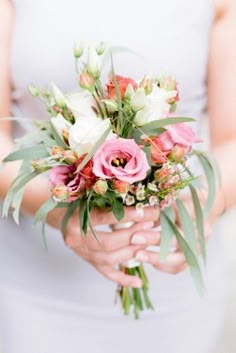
<box><xmin>0</xmin><ymin>132</ymin><xmax>63</xmax><ymax>227</ymax></box>
<box><xmin>211</xmin><ymin>139</ymin><xmax>236</xmax><ymax>217</ymax></box>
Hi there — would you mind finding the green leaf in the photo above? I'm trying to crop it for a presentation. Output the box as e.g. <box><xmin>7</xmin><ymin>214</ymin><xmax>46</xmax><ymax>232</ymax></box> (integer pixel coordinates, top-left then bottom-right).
<box><xmin>163</xmin><ymin>214</ymin><xmax>205</xmax><ymax>296</ymax></box>
<box><xmin>61</xmin><ymin>200</ymin><xmax>80</xmax><ymax>237</ymax></box>
<box><xmin>139</xmin><ymin>117</ymin><xmax>195</xmax><ymax>135</ymax></box>
<box><xmin>79</xmin><ymin>198</ymin><xmax>87</xmax><ymax>235</ymax></box>
<box><xmin>34</xmin><ymin>198</ymin><xmax>57</xmax><ymax>224</ymax></box>
<box><xmin>14</xmin><ymin>130</ymin><xmax>42</xmax><ymax>147</ymax></box>
<box><xmin>189</xmin><ymin>185</ymin><xmax>206</xmax><ymax>263</ymax></box>
<box><xmin>11</xmin><ymin>160</ymin><xmax>32</xmax><ymax>224</ymax></box>
<box><xmin>142</xmin><ymin>145</ymin><xmax>152</xmax><ymax>166</ymax></box>
<box><xmin>2</xmin><ymin>171</ymin><xmax>39</xmax><ymax>218</ymax></box>
<box><xmin>176</xmin><ymin>199</ymin><xmax>198</xmax><ymax>257</ymax></box>
<box><xmin>86</xmin><ymin>193</ymin><xmax>104</xmax><ymax>248</ymax></box>
<box><xmin>75</xmin><ymin>126</ymin><xmax>111</xmax><ymax>173</ymax></box>
<box><xmin>133</xmin><ymin>127</ymin><xmax>165</xmax><ymax>144</ymax></box>
<box><xmin>197</xmin><ymin>153</ymin><xmax>216</xmax><ymax>216</ymax></box>
<box><xmin>160</xmin><ymin>210</ymin><xmax>175</xmax><ymax>261</ymax></box>
<box><xmin>3</xmin><ymin>145</ymin><xmax>49</xmax><ymax>162</ymax></box>
<box><xmin>110</xmin><ymin>51</ymin><xmax>122</xmax><ymax>108</ymax></box>
<box><xmin>112</xmin><ymin>199</ymin><xmax>124</xmax><ymax>221</ymax></box>
<box><xmin>50</xmin><ymin>122</ymin><xmax>68</xmax><ymax>148</ymax></box>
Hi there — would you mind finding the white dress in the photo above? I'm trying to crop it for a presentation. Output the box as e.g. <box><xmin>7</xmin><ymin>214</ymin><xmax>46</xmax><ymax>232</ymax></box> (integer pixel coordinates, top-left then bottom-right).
<box><xmin>0</xmin><ymin>1</ymin><xmax>230</xmax><ymax>352</ymax></box>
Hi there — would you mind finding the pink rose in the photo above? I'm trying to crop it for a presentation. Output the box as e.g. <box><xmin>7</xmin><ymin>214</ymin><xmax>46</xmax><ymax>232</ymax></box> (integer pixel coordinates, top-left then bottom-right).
<box><xmin>93</xmin><ymin>138</ymin><xmax>150</xmax><ymax>183</ymax></box>
<box><xmin>151</xmin><ymin>123</ymin><xmax>201</xmax><ymax>164</ymax></box>
<box><xmin>49</xmin><ymin>165</ymin><xmax>85</xmax><ymax>201</ymax></box>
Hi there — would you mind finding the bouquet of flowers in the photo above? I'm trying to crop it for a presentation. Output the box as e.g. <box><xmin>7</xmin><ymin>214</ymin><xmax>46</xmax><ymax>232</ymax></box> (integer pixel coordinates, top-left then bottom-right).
<box><xmin>2</xmin><ymin>41</ymin><xmax>217</xmax><ymax>319</ymax></box>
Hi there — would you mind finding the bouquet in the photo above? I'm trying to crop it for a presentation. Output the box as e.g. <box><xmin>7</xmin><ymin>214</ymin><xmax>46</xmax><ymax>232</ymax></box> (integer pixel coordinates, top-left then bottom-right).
<box><xmin>2</xmin><ymin>41</ymin><xmax>217</xmax><ymax>319</ymax></box>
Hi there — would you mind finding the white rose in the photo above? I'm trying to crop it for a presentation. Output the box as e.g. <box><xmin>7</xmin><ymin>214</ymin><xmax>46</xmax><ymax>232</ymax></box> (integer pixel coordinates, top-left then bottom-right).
<box><xmin>51</xmin><ymin>114</ymin><xmax>72</xmax><ymax>137</ymax></box>
<box><xmin>66</xmin><ymin>91</ymin><xmax>97</xmax><ymax>120</ymax></box>
<box><xmin>68</xmin><ymin>116</ymin><xmax>115</xmax><ymax>156</ymax></box>
<box><xmin>134</xmin><ymin>85</ymin><xmax>177</xmax><ymax>126</ymax></box>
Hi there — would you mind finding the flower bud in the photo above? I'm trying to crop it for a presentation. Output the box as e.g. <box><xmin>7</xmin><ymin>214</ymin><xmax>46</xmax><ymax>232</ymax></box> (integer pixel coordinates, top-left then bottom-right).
<box><xmin>169</xmin><ymin>145</ymin><xmax>186</xmax><ymax>162</ymax></box>
<box><xmin>139</xmin><ymin>76</ymin><xmax>153</xmax><ymax>94</ymax></box>
<box><xmin>79</xmin><ymin>71</ymin><xmax>95</xmax><ymax>90</ymax></box>
<box><xmin>28</xmin><ymin>84</ymin><xmax>40</xmax><ymax>97</ymax></box>
<box><xmin>31</xmin><ymin>159</ymin><xmax>50</xmax><ymax>172</ymax></box>
<box><xmin>149</xmin><ymin>195</ymin><xmax>158</xmax><ymax>206</ymax></box>
<box><xmin>147</xmin><ymin>182</ymin><xmax>158</xmax><ymax>192</ymax></box>
<box><xmin>74</xmin><ymin>39</ymin><xmax>84</xmax><ymax>58</ymax></box>
<box><xmin>113</xmin><ymin>180</ymin><xmax>129</xmax><ymax>194</ymax></box>
<box><xmin>52</xmin><ymin>185</ymin><xmax>70</xmax><ymax>201</ymax></box>
<box><xmin>62</xmin><ymin>150</ymin><xmax>78</xmax><ymax>164</ymax></box>
<box><xmin>130</xmin><ymin>88</ymin><xmax>147</xmax><ymax>112</ymax></box>
<box><xmin>51</xmin><ymin>83</ymin><xmax>66</xmax><ymax>108</ymax></box>
<box><xmin>102</xmin><ymin>99</ymin><xmax>119</xmax><ymax>113</ymax></box>
<box><xmin>124</xmin><ymin>83</ymin><xmax>135</xmax><ymax>99</ymax></box>
<box><xmin>87</xmin><ymin>46</ymin><xmax>101</xmax><ymax>79</ymax></box>
<box><xmin>51</xmin><ymin>146</ymin><xmax>64</xmax><ymax>156</ymax></box>
<box><xmin>93</xmin><ymin>180</ymin><xmax>108</xmax><ymax>195</ymax></box>
<box><xmin>96</xmin><ymin>41</ymin><xmax>106</xmax><ymax>55</ymax></box>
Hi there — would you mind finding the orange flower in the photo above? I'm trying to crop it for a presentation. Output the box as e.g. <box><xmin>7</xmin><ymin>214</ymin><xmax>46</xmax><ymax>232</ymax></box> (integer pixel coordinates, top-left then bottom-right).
<box><xmin>106</xmin><ymin>75</ymin><xmax>138</xmax><ymax>100</ymax></box>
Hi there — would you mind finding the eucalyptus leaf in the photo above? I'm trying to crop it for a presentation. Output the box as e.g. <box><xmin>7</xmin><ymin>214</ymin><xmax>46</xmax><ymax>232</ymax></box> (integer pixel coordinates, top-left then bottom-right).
<box><xmin>3</xmin><ymin>145</ymin><xmax>49</xmax><ymax>162</ymax></box>
<box><xmin>189</xmin><ymin>185</ymin><xmax>206</xmax><ymax>263</ymax></box>
<box><xmin>160</xmin><ymin>210</ymin><xmax>175</xmax><ymax>261</ymax></box>
<box><xmin>61</xmin><ymin>200</ymin><xmax>80</xmax><ymax>237</ymax></box>
<box><xmin>197</xmin><ymin>153</ymin><xmax>216</xmax><ymax>216</ymax></box>
<box><xmin>34</xmin><ymin>198</ymin><xmax>57</xmax><ymax>224</ymax></box>
<box><xmin>176</xmin><ymin>199</ymin><xmax>198</xmax><ymax>257</ymax></box>
<box><xmin>163</xmin><ymin>214</ymin><xmax>205</xmax><ymax>296</ymax></box>
<box><xmin>50</xmin><ymin>122</ymin><xmax>68</xmax><ymax>148</ymax></box>
<box><xmin>139</xmin><ymin>117</ymin><xmax>195</xmax><ymax>134</ymax></box>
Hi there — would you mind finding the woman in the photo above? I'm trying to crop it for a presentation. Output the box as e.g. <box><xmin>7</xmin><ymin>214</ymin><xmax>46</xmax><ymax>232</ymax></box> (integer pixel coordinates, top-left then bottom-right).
<box><xmin>0</xmin><ymin>0</ymin><xmax>235</xmax><ymax>352</ymax></box>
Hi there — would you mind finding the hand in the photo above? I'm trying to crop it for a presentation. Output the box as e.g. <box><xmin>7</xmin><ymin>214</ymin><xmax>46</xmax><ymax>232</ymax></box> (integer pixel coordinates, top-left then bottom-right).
<box><xmin>135</xmin><ymin>190</ymin><xmax>217</xmax><ymax>275</ymax></box>
<box><xmin>48</xmin><ymin>206</ymin><xmax>161</xmax><ymax>288</ymax></box>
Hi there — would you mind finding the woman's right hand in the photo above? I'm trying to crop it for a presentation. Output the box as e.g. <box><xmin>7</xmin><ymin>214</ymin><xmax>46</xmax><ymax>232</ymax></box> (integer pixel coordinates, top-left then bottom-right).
<box><xmin>49</xmin><ymin>206</ymin><xmax>161</xmax><ymax>288</ymax></box>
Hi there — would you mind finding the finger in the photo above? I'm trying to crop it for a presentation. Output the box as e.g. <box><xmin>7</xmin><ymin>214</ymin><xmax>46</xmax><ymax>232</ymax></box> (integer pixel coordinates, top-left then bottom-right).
<box><xmin>66</xmin><ymin>221</ymin><xmax>155</xmax><ymax>251</ymax></box>
<box><xmin>90</xmin><ymin>205</ymin><xmax>160</xmax><ymax>226</ymax></box>
<box><xmin>91</xmin><ymin>245</ymin><xmax>143</xmax><ymax>267</ymax></box>
<box><xmin>90</xmin><ymin>221</ymin><xmax>156</xmax><ymax>251</ymax></box>
<box><xmin>96</xmin><ymin>266</ymin><xmax>142</xmax><ymax>288</ymax></box>
<box><xmin>135</xmin><ymin>250</ymin><xmax>188</xmax><ymax>274</ymax></box>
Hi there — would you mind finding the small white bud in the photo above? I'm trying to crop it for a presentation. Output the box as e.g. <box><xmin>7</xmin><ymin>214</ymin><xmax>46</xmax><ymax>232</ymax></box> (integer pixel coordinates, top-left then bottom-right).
<box><xmin>74</xmin><ymin>39</ymin><xmax>84</xmax><ymax>58</ymax></box>
<box><xmin>28</xmin><ymin>84</ymin><xmax>40</xmax><ymax>97</ymax></box>
<box><xmin>124</xmin><ymin>83</ymin><xmax>135</xmax><ymax>99</ymax></box>
<box><xmin>96</xmin><ymin>41</ymin><xmax>106</xmax><ymax>55</ymax></box>
<box><xmin>102</xmin><ymin>99</ymin><xmax>119</xmax><ymax>113</ymax></box>
<box><xmin>87</xmin><ymin>46</ymin><xmax>101</xmax><ymax>78</ymax></box>
<box><xmin>51</xmin><ymin>83</ymin><xmax>66</xmax><ymax>108</ymax></box>
<box><xmin>130</xmin><ymin>88</ymin><xmax>147</xmax><ymax>111</ymax></box>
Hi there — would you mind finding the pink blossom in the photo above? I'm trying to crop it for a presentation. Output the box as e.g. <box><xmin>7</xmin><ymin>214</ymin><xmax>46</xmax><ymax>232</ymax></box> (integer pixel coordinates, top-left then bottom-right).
<box><xmin>151</xmin><ymin>123</ymin><xmax>201</xmax><ymax>164</ymax></box>
<box><xmin>49</xmin><ymin>165</ymin><xmax>85</xmax><ymax>201</ymax></box>
<box><xmin>93</xmin><ymin>138</ymin><xmax>150</xmax><ymax>183</ymax></box>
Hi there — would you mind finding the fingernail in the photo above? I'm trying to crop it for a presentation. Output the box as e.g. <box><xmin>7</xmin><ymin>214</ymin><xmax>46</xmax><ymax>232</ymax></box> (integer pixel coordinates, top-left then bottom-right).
<box><xmin>136</xmin><ymin>252</ymin><xmax>149</xmax><ymax>262</ymax></box>
<box><xmin>142</xmin><ymin>221</ymin><xmax>154</xmax><ymax>230</ymax></box>
<box><xmin>131</xmin><ymin>235</ymin><xmax>147</xmax><ymax>245</ymax></box>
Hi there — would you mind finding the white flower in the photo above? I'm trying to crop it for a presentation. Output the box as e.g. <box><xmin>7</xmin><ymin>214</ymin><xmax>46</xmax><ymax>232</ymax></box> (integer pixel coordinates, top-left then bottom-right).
<box><xmin>68</xmin><ymin>116</ymin><xmax>115</xmax><ymax>156</ymax></box>
<box><xmin>130</xmin><ymin>88</ymin><xmax>148</xmax><ymax>112</ymax></box>
<box><xmin>134</xmin><ymin>85</ymin><xmax>177</xmax><ymax>126</ymax></box>
<box><xmin>66</xmin><ymin>91</ymin><xmax>97</xmax><ymax>120</ymax></box>
<box><xmin>87</xmin><ymin>46</ymin><xmax>100</xmax><ymax>78</ymax></box>
<box><xmin>51</xmin><ymin>83</ymin><xmax>66</xmax><ymax>108</ymax></box>
<box><xmin>51</xmin><ymin>114</ymin><xmax>72</xmax><ymax>137</ymax></box>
